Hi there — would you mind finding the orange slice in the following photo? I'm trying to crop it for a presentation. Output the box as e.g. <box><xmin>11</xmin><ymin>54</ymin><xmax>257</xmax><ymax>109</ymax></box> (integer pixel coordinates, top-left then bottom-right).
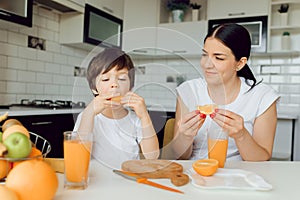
<box><xmin>110</xmin><ymin>96</ymin><xmax>122</xmax><ymax>103</ymax></box>
<box><xmin>197</xmin><ymin>104</ymin><xmax>217</xmax><ymax>115</ymax></box>
<box><xmin>192</xmin><ymin>159</ymin><xmax>219</xmax><ymax>176</ymax></box>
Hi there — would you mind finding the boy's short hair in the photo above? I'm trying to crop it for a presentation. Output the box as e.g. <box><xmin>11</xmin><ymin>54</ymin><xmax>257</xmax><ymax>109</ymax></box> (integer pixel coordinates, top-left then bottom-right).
<box><xmin>87</xmin><ymin>48</ymin><xmax>135</xmax><ymax>93</ymax></box>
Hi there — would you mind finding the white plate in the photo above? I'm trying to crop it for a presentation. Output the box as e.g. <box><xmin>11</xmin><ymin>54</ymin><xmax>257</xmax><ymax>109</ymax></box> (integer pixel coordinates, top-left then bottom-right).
<box><xmin>187</xmin><ymin>168</ymin><xmax>272</xmax><ymax>191</ymax></box>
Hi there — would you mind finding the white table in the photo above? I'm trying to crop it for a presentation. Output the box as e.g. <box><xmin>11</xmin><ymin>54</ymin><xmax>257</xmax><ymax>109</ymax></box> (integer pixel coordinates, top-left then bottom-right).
<box><xmin>54</xmin><ymin>160</ymin><xmax>300</xmax><ymax>200</ymax></box>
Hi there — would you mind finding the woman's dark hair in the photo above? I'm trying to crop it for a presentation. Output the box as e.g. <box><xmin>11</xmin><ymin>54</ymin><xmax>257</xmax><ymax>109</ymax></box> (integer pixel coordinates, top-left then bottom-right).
<box><xmin>87</xmin><ymin>48</ymin><xmax>135</xmax><ymax>94</ymax></box>
<box><xmin>204</xmin><ymin>23</ymin><xmax>261</xmax><ymax>90</ymax></box>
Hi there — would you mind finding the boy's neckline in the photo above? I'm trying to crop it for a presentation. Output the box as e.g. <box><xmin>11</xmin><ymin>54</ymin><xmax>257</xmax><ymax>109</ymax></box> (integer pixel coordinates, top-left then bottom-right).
<box><xmin>101</xmin><ymin>107</ymin><xmax>129</xmax><ymax>119</ymax></box>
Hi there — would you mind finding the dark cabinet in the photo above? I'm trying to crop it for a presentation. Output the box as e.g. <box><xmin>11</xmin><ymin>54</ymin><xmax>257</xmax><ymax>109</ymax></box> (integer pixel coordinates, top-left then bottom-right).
<box><xmin>0</xmin><ymin>0</ymin><xmax>33</xmax><ymax>27</ymax></box>
<box><xmin>148</xmin><ymin>110</ymin><xmax>175</xmax><ymax>149</ymax></box>
<box><xmin>4</xmin><ymin>113</ymin><xmax>79</xmax><ymax>158</ymax></box>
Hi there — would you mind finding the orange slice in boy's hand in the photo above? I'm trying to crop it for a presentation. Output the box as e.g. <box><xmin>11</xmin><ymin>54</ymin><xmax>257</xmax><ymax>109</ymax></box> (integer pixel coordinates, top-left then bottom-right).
<box><xmin>110</xmin><ymin>96</ymin><xmax>122</xmax><ymax>103</ymax></box>
<box><xmin>197</xmin><ymin>104</ymin><xmax>218</xmax><ymax>115</ymax></box>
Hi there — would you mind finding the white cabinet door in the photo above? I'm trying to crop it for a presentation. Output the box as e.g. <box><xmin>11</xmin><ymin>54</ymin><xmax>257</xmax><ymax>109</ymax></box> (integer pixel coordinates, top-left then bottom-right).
<box><xmin>123</xmin><ymin>0</ymin><xmax>158</xmax><ymax>54</ymax></box>
<box><xmin>207</xmin><ymin>0</ymin><xmax>269</xmax><ymax>19</ymax></box>
<box><xmin>86</xmin><ymin>0</ymin><xmax>124</xmax><ymax>19</ymax></box>
<box><xmin>157</xmin><ymin>21</ymin><xmax>207</xmax><ymax>56</ymax></box>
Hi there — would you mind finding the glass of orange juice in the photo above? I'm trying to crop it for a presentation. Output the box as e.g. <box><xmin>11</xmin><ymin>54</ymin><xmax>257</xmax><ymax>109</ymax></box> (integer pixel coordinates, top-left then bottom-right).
<box><xmin>207</xmin><ymin>123</ymin><xmax>228</xmax><ymax>168</ymax></box>
<box><xmin>63</xmin><ymin>131</ymin><xmax>93</xmax><ymax>190</ymax></box>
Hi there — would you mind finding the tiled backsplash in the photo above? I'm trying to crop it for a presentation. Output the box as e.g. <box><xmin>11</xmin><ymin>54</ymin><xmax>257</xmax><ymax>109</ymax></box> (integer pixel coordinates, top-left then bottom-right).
<box><xmin>132</xmin><ymin>55</ymin><xmax>300</xmax><ymax>114</ymax></box>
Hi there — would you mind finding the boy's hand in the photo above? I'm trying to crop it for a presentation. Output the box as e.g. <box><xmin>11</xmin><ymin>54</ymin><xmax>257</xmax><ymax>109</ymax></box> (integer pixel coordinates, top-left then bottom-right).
<box><xmin>121</xmin><ymin>92</ymin><xmax>148</xmax><ymax>119</ymax></box>
<box><xmin>88</xmin><ymin>93</ymin><xmax>121</xmax><ymax>115</ymax></box>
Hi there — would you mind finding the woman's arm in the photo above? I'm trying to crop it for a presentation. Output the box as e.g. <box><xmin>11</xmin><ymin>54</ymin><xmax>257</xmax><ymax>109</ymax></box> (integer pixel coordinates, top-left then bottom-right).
<box><xmin>213</xmin><ymin>102</ymin><xmax>277</xmax><ymax>161</ymax></box>
<box><xmin>172</xmin><ymin>97</ymin><xmax>205</xmax><ymax>159</ymax></box>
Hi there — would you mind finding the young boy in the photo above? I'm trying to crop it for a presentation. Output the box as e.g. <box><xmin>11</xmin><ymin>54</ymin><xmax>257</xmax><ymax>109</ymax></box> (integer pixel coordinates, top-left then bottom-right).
<box><xmin>74</xmin><ymin>48</ymin><xmax>159</xmax><ymax>169</ymax></box>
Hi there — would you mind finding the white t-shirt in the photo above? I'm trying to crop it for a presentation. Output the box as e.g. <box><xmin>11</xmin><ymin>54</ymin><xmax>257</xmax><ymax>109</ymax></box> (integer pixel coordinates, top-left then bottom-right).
<box><xmin>74</xmin><ymin>110</ymin><xmax>143</xmax><ymax>169</ymax></box>
<box><xmin>176</xmin><ymin>77</ymin><xmax>280</xmax><ymax>160</ymax></box>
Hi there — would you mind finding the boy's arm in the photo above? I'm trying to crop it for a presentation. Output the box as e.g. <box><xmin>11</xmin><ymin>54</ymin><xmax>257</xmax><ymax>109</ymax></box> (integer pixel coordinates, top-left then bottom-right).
<box><xmin>122</xmin><ymin>92</ymin><xmax>160</xmax><ymax>159</ymax></box>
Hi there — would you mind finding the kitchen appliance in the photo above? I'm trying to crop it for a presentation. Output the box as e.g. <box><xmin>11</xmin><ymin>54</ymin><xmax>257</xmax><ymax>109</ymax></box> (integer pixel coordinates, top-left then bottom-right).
<box><xmin>9</xmin><ymin>99</ymin><xmax>86</xmax><ymax>110</ymax></box>
<box><xmin>84</xmin><ymin>3</ymin><xmax>123</xmax><ymax>48</ymax></box>
<box><xmin>0</xmin><ymin>0</ymin><xmax>33</xmax><ymax>27</ymax></box>
<box><xmin>208</xmin><ymin>16</ymin><xmax>268</xmax><ymax>52</ymax></box>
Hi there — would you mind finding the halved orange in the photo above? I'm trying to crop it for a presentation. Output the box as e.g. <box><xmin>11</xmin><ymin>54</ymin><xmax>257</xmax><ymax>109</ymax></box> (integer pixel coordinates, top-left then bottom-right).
<box><xmin>192</xmin><ymin>159</ymin><xmax>219</xmax><ymax>176</ymax></box>
<box><xmin>197</xmin><ymin>104</ymin><xmax>218</xmax><ymax>115</ymax></box>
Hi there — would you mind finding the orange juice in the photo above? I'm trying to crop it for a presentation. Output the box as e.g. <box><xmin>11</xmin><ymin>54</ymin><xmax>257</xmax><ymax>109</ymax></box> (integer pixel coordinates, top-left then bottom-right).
<box><xmin>64</xmin><ymin>140</ymin><xmax>92</xmax><ymax>183</ymax></box>
<box><xmin>208</xmin><ymin>138</ymin><xmax>228</xmax><ymax>168</ymax></box>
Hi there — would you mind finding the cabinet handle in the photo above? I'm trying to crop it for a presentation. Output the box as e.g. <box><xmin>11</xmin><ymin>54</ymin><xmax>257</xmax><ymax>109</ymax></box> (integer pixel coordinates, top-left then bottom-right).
<box><xmin>172</xmin><ymin>50</ymin><xmax>187</xmax><ymax>54</ymax></box>
<box><xmin>102</xmin><ymin>6</ymin><xmax>113</xmax><ymax>13</ymax></box>
<box><xmin>0</xmin><ymin>11</ymin><xmax>10</xmax><ymax>16</ymax></box>
<box><xmin>32</xmin><ymin>121</ymin><xmax>53</xmax><ymax>126</ymax></box>
<box><xmin>228</xmin><ymin>12</ymin><xmax>245</xmax><ymax>16</ymax></box>
<box><xmin>133</xmin><ymin>49</ymin><xmax>148</xmax><ymax>53</ymax></box>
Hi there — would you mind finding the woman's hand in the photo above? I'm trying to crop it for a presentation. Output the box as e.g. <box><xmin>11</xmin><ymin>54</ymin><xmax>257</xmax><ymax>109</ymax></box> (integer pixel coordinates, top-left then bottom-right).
<box><xmin>177</xmin><ymin>110</ymin><xmax>206</xmax><ymax>138</ymax></box>
<box><xmin>121</xmin><ymin>92</ymin><xmax>148</xmax><ymax>119</ymax></box>
<box><xmin>211</xmin><ymin>109</ymin><xmax>246</xmax><ymax>140</ymax></box>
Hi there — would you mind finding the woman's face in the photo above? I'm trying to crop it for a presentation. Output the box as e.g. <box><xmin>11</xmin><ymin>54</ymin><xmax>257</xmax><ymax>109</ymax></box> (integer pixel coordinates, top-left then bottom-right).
<box><xmin>200</xmin><ymin>37</ymin><xmax>240</xmax><ymax>85</ymax></box>
<box><xmin>94</xmin><ymin>66</ymin><xmax>131</xmax><ymax>96</ymax></box>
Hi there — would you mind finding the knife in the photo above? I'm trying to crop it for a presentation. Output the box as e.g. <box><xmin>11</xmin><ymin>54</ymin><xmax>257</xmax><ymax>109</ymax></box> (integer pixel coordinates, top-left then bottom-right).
<box><xmin>113</xmin><ymin>170</ymin><xmax>184</xmax><ymax>194</ymax></box>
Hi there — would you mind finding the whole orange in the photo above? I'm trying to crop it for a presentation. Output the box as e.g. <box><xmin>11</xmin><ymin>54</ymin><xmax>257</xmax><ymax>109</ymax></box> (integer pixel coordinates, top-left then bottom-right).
<box><xmin>12</xmin><ymin>147</ymin><xmax>43</xmax><ymax>168</ymax></box>
<box><xmin>2</xmin><ymin>119</ymin><xmax>23</xmax><ymax>132</ymax></box>
<box><xmin>2</xmin><ymin>125</ymin><xmax>30</xmax><ymax>141</ymax></box>
<box><xmin>6</xmin><ymin>160</ymin><xmax>58</xmax><ymax>200</ymax></box>
<box><xmin>0</xmin><ymin>185</ymin><xmax>18</xmax><ymax>200</ymax></box>
<box><xmin>0</xmin><ymin>159</ymin><xmax>11</xmax><ymax>179</ymax></box>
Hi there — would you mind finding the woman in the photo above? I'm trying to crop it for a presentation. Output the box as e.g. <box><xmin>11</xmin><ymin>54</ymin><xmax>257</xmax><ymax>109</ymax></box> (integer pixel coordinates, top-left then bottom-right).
<box><xmin>172</xmin><ymin>23</ymin><xmax>279</xmax><ymax>161</ymax></box>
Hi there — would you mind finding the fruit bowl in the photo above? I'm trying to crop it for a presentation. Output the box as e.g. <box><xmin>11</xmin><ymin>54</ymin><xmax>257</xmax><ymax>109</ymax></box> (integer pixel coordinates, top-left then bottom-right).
<box><xmin>0</xmin><ymin>132</ymin><xmax>51</xmax><ymax>162</ymax></box>
<box><xmin>0</xmin><ymin>132</ymin><xmax>51</xmax><ymax>181</ymax></box>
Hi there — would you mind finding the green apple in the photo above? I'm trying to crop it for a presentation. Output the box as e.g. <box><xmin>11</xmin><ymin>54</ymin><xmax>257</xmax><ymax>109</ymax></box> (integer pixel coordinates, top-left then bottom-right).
<box><xmin>3</xmin><ymin>132</ymin><xmax>32</xmax><ymax>159</ymax></box>
<box><xmin>0</xmin><ymin>131</ymin><xmax>2</xmax><ymax>142</ymax></box>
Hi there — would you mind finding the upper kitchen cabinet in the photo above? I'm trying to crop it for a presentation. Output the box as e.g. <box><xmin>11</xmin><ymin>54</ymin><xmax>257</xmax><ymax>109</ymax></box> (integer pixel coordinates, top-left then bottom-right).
<box><xmin>268</xmin><ymin>0</ymin><xmax>300</xmax><ymax>53</ymax></box>
<box><xmin>157</xmin><ymin>21</ymin><xmax>207</xmax><ymax>56</ymax></box>
<box><xmin>122</xmin><ymin>0</ymin><xmax>159</xmax><ymax>54</ymax></box>
<box><xmin>34</xmin><ymin>0</ymin><xmax>84</xmax><ymax>13</ymax></box>
<box><xmin>60</xmin><ymin>4</ymin><xmax>123</xmax><ymax>50</ymax></box>
<box><xmin>0</xmin><ymin>0</ymin><xmax>33</xmax><ymax>27</ymax></box>
<box><xmin>207</xmin><ymin>0</ymin><xmax>269</xmax><ymax>19</ymax></box>
<box><xmin>86</xmin><ymin>0</ymin><xmax>124</xmax><ymax>19</ymax></box>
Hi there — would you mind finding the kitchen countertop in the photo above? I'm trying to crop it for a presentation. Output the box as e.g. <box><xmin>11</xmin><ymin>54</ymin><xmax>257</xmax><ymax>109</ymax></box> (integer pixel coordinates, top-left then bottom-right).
<box><xmin>0</xmin><ymin>108</ymin><xmax>84</xmax><ymax>116</ymax></box>
<box><xmin>54</xmin><ymin>160</ymin><xmax>300</xmax><ymax>200</ymax></box>
<box><xmin>0</xmin><ymin>107</ymin><xmax>298</xmax><ymax>120</ymax></box>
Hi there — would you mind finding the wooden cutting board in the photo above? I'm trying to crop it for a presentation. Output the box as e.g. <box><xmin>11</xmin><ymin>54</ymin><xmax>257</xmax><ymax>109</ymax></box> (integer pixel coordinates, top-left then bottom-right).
<box><xmin>121</xmin><ymin>160</ymin><xmax>189</xmax><ymax>186</ymax></box>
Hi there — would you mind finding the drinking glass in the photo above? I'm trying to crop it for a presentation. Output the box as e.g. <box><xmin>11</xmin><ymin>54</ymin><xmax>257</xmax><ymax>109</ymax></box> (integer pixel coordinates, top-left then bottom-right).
<box><xmin>63</xmin><ymin>131</ymin><xmax>93</xmax><ymax>190</ymax></box>
<box><xmin>207</xmin><ymin>123</ymin><xmax>228</xmax><ymax>168</ymax></box>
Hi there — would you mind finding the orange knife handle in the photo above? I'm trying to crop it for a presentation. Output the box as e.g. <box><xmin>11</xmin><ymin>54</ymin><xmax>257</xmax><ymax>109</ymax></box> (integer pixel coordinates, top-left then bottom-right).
<box><xmin>137</xmin><ymin>178</ymin><xmax>184</xmax><ymax>194</ymax></box>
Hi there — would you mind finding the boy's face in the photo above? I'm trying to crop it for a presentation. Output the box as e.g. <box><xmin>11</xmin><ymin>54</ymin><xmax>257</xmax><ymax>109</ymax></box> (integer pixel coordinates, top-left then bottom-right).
<box><xmin>94</xmin><ymin>66</ymin><xmax>130</xmax><ymax>96</ymax></box>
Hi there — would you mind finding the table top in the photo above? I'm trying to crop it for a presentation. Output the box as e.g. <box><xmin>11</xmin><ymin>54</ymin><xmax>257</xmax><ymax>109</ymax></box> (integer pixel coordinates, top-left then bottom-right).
<box><xmin>54</xmin><ymin>160</ymin><xmax>300</xmax><ymax>200</ymax></box>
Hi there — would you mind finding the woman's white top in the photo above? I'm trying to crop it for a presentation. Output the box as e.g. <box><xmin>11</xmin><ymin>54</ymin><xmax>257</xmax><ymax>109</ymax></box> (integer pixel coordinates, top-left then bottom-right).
<box><xmin>176</xmin><ymin>77</ymin><xmax>280</xmax><ymax>160</ymax></box>
<box><xmin>74</xmin><ymin>110</ymin><xmax>143</xmax><ymax>169</ymax></box>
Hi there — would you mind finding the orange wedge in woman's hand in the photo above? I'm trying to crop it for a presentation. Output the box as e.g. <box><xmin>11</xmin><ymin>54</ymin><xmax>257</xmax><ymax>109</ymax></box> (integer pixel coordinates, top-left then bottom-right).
<box><xmin>197</xmin><ymin>104</ymin><xmax>218</xmax><ymax>115</ymax></box>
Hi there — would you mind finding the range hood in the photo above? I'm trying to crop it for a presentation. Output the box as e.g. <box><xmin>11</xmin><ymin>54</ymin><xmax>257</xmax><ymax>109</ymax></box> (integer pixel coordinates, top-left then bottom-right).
<box><xmin>34</xmin><ymin>0</ymin><xmax>84</xmax><ymax>13</ymax></box>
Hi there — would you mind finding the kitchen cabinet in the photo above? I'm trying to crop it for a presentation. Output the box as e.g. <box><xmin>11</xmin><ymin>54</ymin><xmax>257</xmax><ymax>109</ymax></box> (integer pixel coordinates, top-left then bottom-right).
<box><xmin>86</xmin><ymin>0</ymin><xmax>124</xmax><ymax>19</ymax></box>
<box><xmin>148</xmin><ymin>110</ymin><xmax>175</xmax><ymax>157</ymax></box>
<box><xmin>207</xmin><ymin>0</ymin><xmax>269</xmax><ymax>19</ymax></box>
<box><xmin>0</xmin><ymin>0</ymin><xmax>33</xmax><ymax>27</ymax></box>
<box><xmin>5</xmin><ymin>113</ymin><xmax>80</xmax><ymax>158</ymax></box>
<box><xmin>157</xmin><ymin>21</ymin><xmax>207</xmax><ymax>56</ymax></box>
<box><xmin>268</xmin><ymin>0</ymin><xmax>300</xmax><ymax>53</ymax></box>
<box><xmin>272</xmin><ymin>118</ymin><xmax>295</xmax><ymax>161</ymax></box>
<box><xmin>122</xmin><ymin>0</ymin><xmax>158</xmax><ymax>54</ymax></box>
